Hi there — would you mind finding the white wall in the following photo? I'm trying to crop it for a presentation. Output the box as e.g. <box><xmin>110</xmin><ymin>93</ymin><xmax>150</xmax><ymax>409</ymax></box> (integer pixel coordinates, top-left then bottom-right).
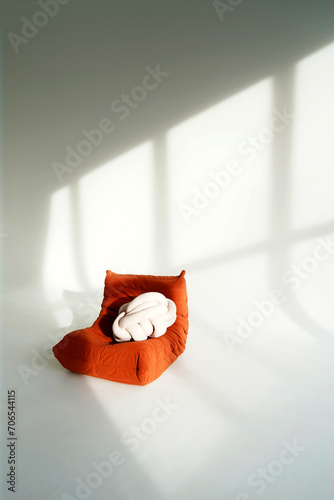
<box><xmin>2</xmin><ymin>0</ymin><xmax>334</xmax><ymax>332</ymax></box>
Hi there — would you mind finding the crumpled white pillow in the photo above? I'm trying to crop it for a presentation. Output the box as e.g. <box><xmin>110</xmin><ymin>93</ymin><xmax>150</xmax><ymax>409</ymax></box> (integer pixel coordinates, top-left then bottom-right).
<box><xmin>112</xmin><ymin>292</ymin><xmax>177</xmax><ymax>342</ymax></box>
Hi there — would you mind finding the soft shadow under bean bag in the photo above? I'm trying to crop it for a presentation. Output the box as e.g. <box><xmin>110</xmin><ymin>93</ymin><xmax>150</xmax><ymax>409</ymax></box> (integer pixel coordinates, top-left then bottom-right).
<box><xmin>52</xmin><ymin>270</ymin><xmax>188</xmax><ymax>385</ymax></box>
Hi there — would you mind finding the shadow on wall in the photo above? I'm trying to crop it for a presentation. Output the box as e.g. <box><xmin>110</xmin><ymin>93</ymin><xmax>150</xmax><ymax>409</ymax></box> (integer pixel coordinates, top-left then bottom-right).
<box><xmin>45</xmin><ymin>44</ymin><xmax>334</xmax><ymax>344</ymax></box>
<box><xmin>2</xmin><ymin>0</ymin><xmax>334</xmax><ymax>340</ymax></box>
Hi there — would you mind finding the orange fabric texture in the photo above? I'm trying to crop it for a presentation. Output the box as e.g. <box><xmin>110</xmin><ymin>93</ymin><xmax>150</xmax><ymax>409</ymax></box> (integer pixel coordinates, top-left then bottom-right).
<box><xmin>52</xmin><ymin>270</ymin><xmax>188</xmax><ymax>385</ymax></box>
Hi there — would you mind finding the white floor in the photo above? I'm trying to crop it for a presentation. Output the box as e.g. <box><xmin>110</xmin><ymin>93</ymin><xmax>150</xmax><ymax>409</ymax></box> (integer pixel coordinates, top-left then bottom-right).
<box><xmin>2</xmin><ymin>277</ymin><xmax>334</xmax><ymax>500</ymax></box>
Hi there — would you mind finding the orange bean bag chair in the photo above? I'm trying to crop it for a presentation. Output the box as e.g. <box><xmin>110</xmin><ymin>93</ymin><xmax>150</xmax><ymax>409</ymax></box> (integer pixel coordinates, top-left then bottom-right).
<box><xmin>52</xmin><ymin>270</ymin><xmax>188</xmax><ymax>385</ymax></box>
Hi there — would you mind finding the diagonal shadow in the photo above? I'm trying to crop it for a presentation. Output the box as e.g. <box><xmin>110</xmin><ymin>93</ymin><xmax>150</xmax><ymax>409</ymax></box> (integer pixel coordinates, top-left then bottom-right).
<box><xmin>268</xmin><ymin>66</ymin><xmax>334</xmax><ymax>342</ymax></box>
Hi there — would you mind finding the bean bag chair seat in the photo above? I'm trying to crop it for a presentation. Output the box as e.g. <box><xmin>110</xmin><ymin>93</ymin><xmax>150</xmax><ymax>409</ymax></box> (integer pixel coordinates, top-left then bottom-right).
<box><xmin>52</xmin><ymin>270</ymin><xmax>188</xmax><ymax>385</ymax></box>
